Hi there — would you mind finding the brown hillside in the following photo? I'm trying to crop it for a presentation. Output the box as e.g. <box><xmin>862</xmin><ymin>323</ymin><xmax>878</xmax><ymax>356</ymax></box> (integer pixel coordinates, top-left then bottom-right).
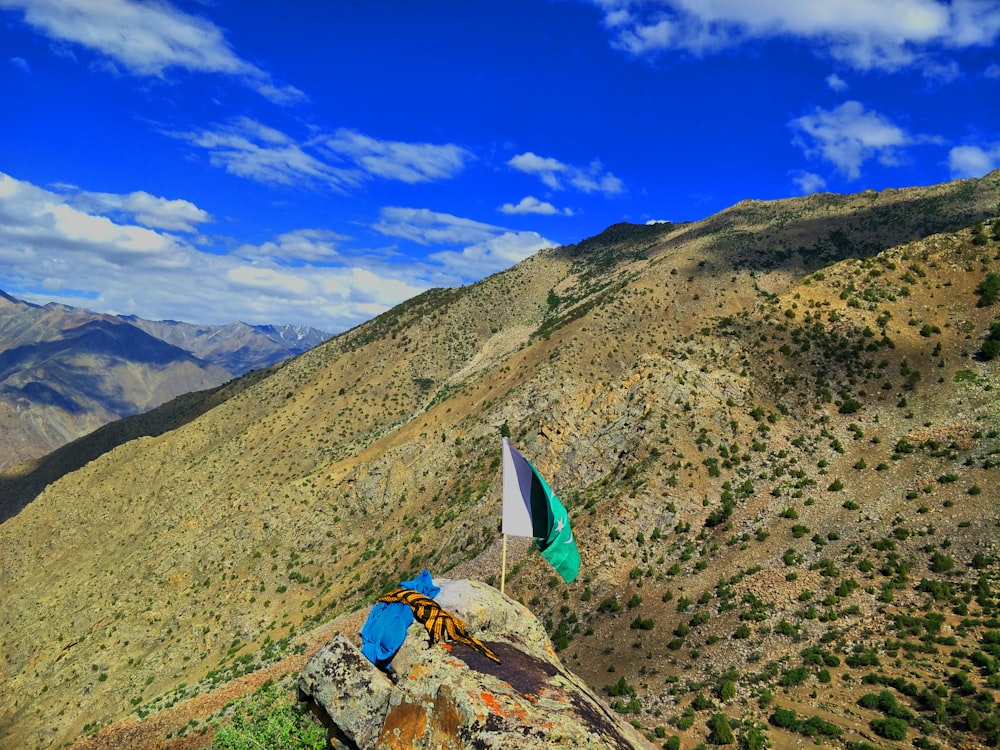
<box><xmin>1</xmin><ymin>172</ymin><xmax>999</xmax><ymax>749</ymax></box>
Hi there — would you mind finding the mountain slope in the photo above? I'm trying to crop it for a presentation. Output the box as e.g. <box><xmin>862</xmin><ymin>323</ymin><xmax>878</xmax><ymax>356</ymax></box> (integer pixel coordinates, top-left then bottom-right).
<box><xmin>1</xmin><ymin>172</ymin><xmax>999</xmax><ymax>749</ymax></box>
<box><xmin>0</xmin><ymin>296</ymin><xmax>328</xmax><ymax>471</ymax></box>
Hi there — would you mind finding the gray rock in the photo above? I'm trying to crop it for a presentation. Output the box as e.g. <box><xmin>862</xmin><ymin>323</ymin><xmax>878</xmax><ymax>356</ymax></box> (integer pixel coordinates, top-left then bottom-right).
<box><xmin>298</xmin><ymin>633</ymin><xmax>394</xmax><ymax>748</ymax></box>
<box><xmin>298</xmin><ymin>578</ymin><xmax>653</xmax><ymax>750</ymax></box>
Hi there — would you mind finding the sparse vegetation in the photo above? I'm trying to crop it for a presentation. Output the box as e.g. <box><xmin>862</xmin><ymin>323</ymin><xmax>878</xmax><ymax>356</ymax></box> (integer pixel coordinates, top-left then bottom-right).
<box><xmin>211</xmin><ymin>680</ymin><xmax>326</xmax><ymax>750</ymax></box>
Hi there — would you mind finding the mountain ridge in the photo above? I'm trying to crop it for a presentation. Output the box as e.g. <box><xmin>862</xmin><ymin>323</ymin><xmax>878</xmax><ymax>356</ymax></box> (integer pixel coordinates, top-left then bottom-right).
<box><xmin>2</xmin><ymin>171</ymin><xmax>1000</xmax><ymax>749</ymax></box>
<box><xmin>0</xmin><ymin>293</ymin><xmax>329</xmax><ymax>471</ymax></box>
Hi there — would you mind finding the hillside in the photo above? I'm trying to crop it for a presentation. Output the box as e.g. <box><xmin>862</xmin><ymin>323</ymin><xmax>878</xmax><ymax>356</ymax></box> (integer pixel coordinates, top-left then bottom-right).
<box><xmin>1</xmin><ymin>172</ymin><xmax>999</xmax><ymax>749</ymax></box>
<box><xmin>0</xmin><ymin>294</ymin><xmax>328</xmax><ymax>471</ymax></box>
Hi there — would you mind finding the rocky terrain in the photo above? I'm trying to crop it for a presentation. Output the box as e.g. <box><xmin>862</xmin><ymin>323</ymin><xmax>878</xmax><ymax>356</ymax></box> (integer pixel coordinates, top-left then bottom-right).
<box><xmin>299</xmin><ymin>578</ymin><xmax>653</xmax><ymax>749</ymax></box>
<box><xmin>0</xmin><ymin>292</ymin><xmax>328</xmax><ymax>470</ymax></box>
<box><xmin>1</xmin><ymin>171</ymin><xmax>999</xmax><ymax>749</ymax></box>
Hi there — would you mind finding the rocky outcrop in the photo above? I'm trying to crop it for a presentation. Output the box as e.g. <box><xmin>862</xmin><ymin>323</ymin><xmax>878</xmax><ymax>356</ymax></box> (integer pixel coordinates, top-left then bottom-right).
<box><xmin>298</xmin><ymin>579</ymin><xmax>653</xmax><ymax>749</ymax></box>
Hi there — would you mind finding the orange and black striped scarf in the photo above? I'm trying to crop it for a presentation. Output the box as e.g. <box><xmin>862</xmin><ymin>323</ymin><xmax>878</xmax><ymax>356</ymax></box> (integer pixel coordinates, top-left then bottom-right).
<box><xmin>377</xmin><ymin>587</ymin><xmax>500</xmax><ymax>663</ymax></box>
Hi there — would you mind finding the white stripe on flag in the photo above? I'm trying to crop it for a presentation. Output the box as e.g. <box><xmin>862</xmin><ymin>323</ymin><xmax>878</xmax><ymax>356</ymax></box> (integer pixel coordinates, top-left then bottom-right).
<box><xmin>501</xmin><ymin>437</ymin><xmax>536</xmax><ymax>537</ymax></box>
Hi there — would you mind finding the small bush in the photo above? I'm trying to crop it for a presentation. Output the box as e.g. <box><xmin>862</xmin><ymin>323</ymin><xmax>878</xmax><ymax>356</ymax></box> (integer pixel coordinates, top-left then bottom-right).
<box><xmin>708</xmin><ymin>713</ymin><xmax>736</xmax><ymax>744</ymax></box>
<box><xmin>212</xmin><ymin>680</ymin><xmax>326</xmax><ymax>750</ymax></box>
<box><xmin>769</xmin><ymin>707</ymin><xmax>798</xmax><ymax>729</ymax></box>
<box><xmin>870</xmin><ymin>716</ymin><xmax>908</xmax><ymax>741</ymax></box>
<box><xmin>598</xmin><ymin>596</ymin><xmax>621</xmax><ymax>613</ymax></box>
<box><xmin>604</xmin><ymin>676</ymin><xmax>636</xmax><ymax>697</ymax></box>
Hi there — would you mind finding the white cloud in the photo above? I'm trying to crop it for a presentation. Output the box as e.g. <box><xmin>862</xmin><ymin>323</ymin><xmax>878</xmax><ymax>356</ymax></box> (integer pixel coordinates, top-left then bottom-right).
<box><xmin>428</xmin><ymin>231</ymin><xmax>553</xmax><ymax>278</ymax></box>
<box><xmin>825</xmin><ymin>73</ymin><xmax>848</xmax><ymax>91</ymax></box>
<box><xmin>508</xmin><ymin>152</ymin><xmax>624</xmax><ymax>195</ymax></box>
<box><xmin>235</xmin><ymin>229</ymin><xmax>349</xmax><ymax>263</ymax></box>
<box><xmin>62</xmin><ymin>189</ymin><xmax>213</xmax><ymax>233</ymax></box>
<box><xmin>168</xmin><ymin>118</ymin><xmax>474</xmax><ymax>192</ymax></box>
<box><xmin>0</xmin><ymin>0</ymin><xmax>305</xmax><ymax>103</ymax></box>
<box><xmin>0</xmin><ymin>173</ymin><xmax>557</xmax><ymax>332</ymax></box>
<box><xmin>587</xmin><ymin>0</ymin><xmax>1000</xmax><ymax>76</ymax></box>
<box><xmin>0</xmin><ymin>173</ymin><xmax>192</xmax><ymax>268</ymax></box>
<box><xmin>167</xmin><ymin>117</ymin><xmax>361</xmax><ymax>191</ymax></box>
<box><xmin>948</xmin><ymin>143</ymin><xmax>1000</xmax><ymax>179</ymax></box>
<box><xmin>507</xmin><ymin>153</ymin><xmax>568</xmax><ymax>190</ymax></box>
<box><xmin>0</xmin><ymin>171</ymin><xmax>430</xmax><ymax>331</ymax></box>
<box><xmin>790</xmin><ymin>170</ymin><xmax>827</xmax><ymax>194</ymax></box>
<box><xmin>373</xmin><ymin>207</ymin><xmax>502</xmax><ymax>246</ymax></box>
<box><xmin>499</xmin><ymin>195</ymin><xmax>572</xmax><ymax>216</ymax></box>
<box><xmin>225</xmin><ymin>266</ymin><xmax>315</xmax><ymax>299</ymax></box>
<box><xmin>985</xmin><ymin>63</ymin><xmax>1000</xmax><ymax>78</ymax></box>
<box><xmin>373</xmin><ymin>206</ymin><xmax>556</xmax><ymax>281</ymax></box>
<box><xmin>9</xmin><ymin>55</ymin><xmax>30</xmax><ymax>73</ymax></box>
<box><xmin>321</xmin><ymin>130</ymin><xmax>473</xmax><ymax>184</ymax></box>
<box><xmin>788</xmin><ymin>100</ymin><xmax>940</xmax><ymax>179</ymax></box>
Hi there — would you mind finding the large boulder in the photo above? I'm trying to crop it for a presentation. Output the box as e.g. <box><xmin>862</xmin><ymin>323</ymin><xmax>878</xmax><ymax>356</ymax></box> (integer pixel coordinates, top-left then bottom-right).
<box><xmin>298</xmin><ymin>578</ymin><xmax>653</xmax><ymax>749</ymax></box>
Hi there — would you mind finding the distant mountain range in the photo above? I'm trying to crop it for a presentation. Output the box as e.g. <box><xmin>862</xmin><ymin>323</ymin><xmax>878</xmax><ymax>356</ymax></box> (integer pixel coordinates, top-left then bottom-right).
<box><xmin>0</xmin><ymin>290</ymin><xmax>329</xmax><ymax>470</ymax></box>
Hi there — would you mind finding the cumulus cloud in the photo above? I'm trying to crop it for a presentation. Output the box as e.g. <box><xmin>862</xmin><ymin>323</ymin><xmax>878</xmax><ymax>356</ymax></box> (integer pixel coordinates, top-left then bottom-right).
<box><xmin>373</xmin><ymin>206</ymin><xmax>556</xmax><ymax>280</ymax></box>
<box><xmin>62</xmin><ymin>189</ymin><xmax>213</xmax><ymax>233</ymax></box>
<box><xmin>0</xmin><ymin>171</ymin><xmax>429</xmax><ymax>332</ymax></box>
<box><xmin>0</xmin><ymin>173</ymin><xmax>193</xmax><ymax>268</ymax></box>
<box><xmin>0</xmin><ymin>0</ymin><xmax>305</xmax><ymax>103</ymax></box>
<box><xmin>508</xmin><ymin>152</ymin><xmax>624</xmax><ymax>194</ymax></box>
<box><xmin>0</xmin><ymin>174</ymin><xmax>556</xmax><ymax>332</ymax></box>
<box><xmin>825</xmin><ymin>73</ymin><xmax>848</xmax><ymax>91</ymax></box>
<box><xmin>790</xmin><ymin>170</ymin><xmax>827</xmax><ymax>194</ymax></box>
<box><xmin>788</xmin><ymin>100</ymin><xmax>940</xmax><ymax>179</ymax></box>
<box><xmin>587</xmin><ymin>0</ymin><xmax>1000</xmax><ymax>76</ymax></box>
<box><xmin>499</xmin><ymin>195</ymin><xmax>572</xmax><ymax>216</ymax></box>
<box><xmin>948</xmin><ymin>143</ymin><xmax>1000</xmax><ymax>179</ymax></box>
<box><xmin>428</xmin><ymin>231</ymin><xmax>553</xmax><ymax>278</ymax></box>
<box><xmin>234</xmin><ymin>229</ymin><xmax>351</xmax><ymax>264</ymax></box>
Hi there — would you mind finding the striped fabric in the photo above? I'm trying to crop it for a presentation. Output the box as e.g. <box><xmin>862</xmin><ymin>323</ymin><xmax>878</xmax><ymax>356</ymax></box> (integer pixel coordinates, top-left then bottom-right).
<box><xmin>377</xmin><ymin>587</ymin><xmax>500</xmax><ymax>663</ymax></box>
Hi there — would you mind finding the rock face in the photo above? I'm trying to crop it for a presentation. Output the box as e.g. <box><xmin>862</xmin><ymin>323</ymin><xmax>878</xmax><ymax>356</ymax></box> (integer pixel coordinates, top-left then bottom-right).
<box><xmin>298</xmin><ymin>579</ymin><xmax>653</xmax><ymax>749</ymax></box>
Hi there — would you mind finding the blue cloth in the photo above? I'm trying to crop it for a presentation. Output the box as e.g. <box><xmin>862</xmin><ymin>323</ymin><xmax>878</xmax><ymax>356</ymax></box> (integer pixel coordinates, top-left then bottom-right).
<box><xmin>360</xmin><ymin>569</ymin><xmax>440</xmax><ymax>669</ymax></box>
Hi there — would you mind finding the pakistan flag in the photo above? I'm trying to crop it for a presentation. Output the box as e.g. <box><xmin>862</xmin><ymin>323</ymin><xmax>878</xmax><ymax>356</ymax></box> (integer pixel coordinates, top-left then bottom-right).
<box><xmin>501</xmin><ymin>437</ymin><xmax>581</xmax><ymax>583</ymax></box>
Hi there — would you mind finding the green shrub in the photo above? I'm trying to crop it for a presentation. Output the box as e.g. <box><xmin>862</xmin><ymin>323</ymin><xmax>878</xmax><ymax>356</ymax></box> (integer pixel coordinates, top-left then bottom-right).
<box><xmin>212</xmin><ymin>680</ymin><xmax>326</xmax><ymax>750</ymax></box>
<box><xmin>769</xmin><ymin>707</ymin><xmax>798</xmax><ymax>729</ymax></box>
<box><xmin>976</xmin><ymin>273</ymin><xmax>1000</xmax><ymax>306</ymax></box>
<box><xmin>779</xmin><ymin>666</ymin><xmax>809</xmax><ymax>687</ymax></box>
<box><xmin>598</xmin><ymin>596</ymin><xmax>621</xmax><ymax>613</ymax></box>
<box><xmin>870</xmin><ymin>716</ymin><xmax>908</xmax><ymax>741</ymax></box>
<box><xmin>930</xmin><ymin>552</ymin><xmax>954</xmax><ymax>573</ymax></box>
<box><xmin>740</xmin><ymin>722</ymin><xmax>769</xmax><ymax>750</ymax></box>
<box><xmin>708</xmin><ymin>713</ymin><xmax>735</xmax><ymax>744</ymax></box>
<box><xmin>799</xmin><ymin>715</ymin><xmax>841</xmax><ymax>737</ymax></box>
<box><xmin>605</xmin><ymin>676</ymin><xmax>636</xmax><ymax>697</ymax></box>
<box><xmin>717</xmin><ymin>679</ymin><xmax>736</xmax><ymax>701</ymax></box>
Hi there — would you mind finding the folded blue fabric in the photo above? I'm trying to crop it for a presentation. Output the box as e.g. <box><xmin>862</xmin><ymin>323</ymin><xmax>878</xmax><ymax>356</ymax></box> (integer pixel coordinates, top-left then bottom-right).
<box><xmin>360</xmin><ymin>569</ymin><xmax>440</xmax><ymax>669</ymax></box>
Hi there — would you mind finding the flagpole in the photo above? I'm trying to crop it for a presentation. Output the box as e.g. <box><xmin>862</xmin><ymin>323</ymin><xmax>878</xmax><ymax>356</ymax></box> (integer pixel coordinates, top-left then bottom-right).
<box><xmin>500</xmin><ymin>533</ymin><xmax>508</xmax><ymax>594</ymax></box>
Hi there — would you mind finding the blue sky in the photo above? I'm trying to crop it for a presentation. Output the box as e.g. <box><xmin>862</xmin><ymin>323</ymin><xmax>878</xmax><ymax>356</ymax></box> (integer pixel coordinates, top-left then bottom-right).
<box><xmin>1</xmin><ymin>1</ymin><xmax>998</xmax><ymax>333</ymax></box>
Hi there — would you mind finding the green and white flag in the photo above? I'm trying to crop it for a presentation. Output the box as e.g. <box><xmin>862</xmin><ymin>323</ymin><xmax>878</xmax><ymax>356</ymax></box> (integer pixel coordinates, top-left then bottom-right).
<box><xmin>501</xmin><ymin>437</ymin><xmax>580</xmax><ymax>583</ymax></box>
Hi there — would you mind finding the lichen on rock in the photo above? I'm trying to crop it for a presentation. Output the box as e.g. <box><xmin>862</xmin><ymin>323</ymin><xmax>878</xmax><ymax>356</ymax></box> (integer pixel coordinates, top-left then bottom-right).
<box><xmin>298</xmin><ymin>578</ymin><xmax>653</xmax><ymax>749</ymax></box>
